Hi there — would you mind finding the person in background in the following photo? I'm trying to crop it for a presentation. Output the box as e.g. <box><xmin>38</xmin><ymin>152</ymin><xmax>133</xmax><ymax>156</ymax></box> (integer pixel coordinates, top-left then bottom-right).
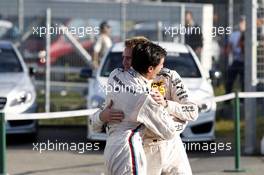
<box><xmin>93</xmin><ymin>21</ymin><xmax>112</xmax><ymax>68</ymax></box>
<box><xmin>184</xmin><ymin>11</ymin><xmax>203</xmax><ymax>59</ymax></box>
<box><xmin>225</xmin><ymin>16</ymin><xmax>246</xmax><ymax>94</ymax></box>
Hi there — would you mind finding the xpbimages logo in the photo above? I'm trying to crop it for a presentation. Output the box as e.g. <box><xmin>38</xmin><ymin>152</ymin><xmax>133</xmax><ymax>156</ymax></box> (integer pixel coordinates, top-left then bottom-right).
<box><xmin>32</xmin><ymin>24</ymin><xmax>99</xmax><ymax>37</ymax></box>
<box><xmin>183</xmin><ymin>141</ymin><xmax>232</xmax><ymax>154</ymax></box>
<box><xmin>164</xmin><ymin>24</ymin><xmax>232</xmax><ymax>37</ymax></box>
<box><xmin>32</xmin><ymin>140</ymin><xmax>100</xmax><ymax>154</ymax></box>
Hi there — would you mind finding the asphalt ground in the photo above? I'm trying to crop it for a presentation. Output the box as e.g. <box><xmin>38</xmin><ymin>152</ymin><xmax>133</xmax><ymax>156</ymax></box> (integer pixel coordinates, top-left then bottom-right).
<box><xmin>6</xmin><ymin>126</ymin><xmax>264</xmax><ymax>175</ymax></box>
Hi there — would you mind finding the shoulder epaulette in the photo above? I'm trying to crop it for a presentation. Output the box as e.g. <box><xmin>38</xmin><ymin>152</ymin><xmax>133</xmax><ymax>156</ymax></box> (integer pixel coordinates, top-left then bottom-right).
<box><xmin>117</xmin><ymin>68</ymin><xmax>124</xmax><ymax>72</ymax></box>
<box><xmin>127</xmin><ymin>68</ymin><xmax>137</xmax><ymax>77</ymax></box>
<box><xmin>158</xmin><ymin>68</ymin><xmax>171</xmax><ymax>77</ymax></box>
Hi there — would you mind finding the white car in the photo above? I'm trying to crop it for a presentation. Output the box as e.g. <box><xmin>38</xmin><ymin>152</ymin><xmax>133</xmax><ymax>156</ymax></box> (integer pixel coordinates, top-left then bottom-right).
<box><xmin>0</xmin><ymin>41</ymin><xmax>37</xmax><ymax>136</ymax></box>
<box><xmin>0</xmin><ymin>20</ymin><xmax>20</xmax><ymax>41</ymax></box>
<box><xmin>83</xmin><ymin>42</ymin><xmax>217</xmax><ymax>142</ymax></box>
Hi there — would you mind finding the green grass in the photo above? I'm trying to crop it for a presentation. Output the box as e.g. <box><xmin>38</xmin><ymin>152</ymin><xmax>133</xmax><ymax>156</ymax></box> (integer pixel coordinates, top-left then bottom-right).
<box><xmin>36</xmin><ymin>91</ymin><xmax>87</xmax><ymax>125</ymax></box>
<box><xmin>38</xmin><ymin>116</ymin><xmax>87</xmax><ymax>125</ymax></box>
<box><xmin>214</xmin><ymin>83</ymin><xmax>264</xmax><ymax>144</ymax></box>
<box><xmin>213</xmin><ymin>82</ymin><xmax>263</xmax><ymax>138</ymax></box>
<box><xmin>215</xmin><ymin>117</ymin><xmax>264</xmax><ymax>143</ymax></box>
<box><xmin>214</xmin><ymin>84</ymin><xmax>226</xmax><ymax>96</ymax></box>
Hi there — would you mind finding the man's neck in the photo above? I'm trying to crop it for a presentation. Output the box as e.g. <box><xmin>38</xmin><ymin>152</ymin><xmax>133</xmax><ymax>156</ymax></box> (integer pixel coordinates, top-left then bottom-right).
<box><xmin>141</xmin><ymin>73</ymin><xmax>151</xmax><ymax>80</ymax></box>
<box><xmin>140</xmin><ymin>73</ymin><xmax>153</xmax><ymax>89</ymax></box>
<box><xmin>130</xmin><ymin>68</ymin><xmax>152</xmax><ymax>82</ymax></box>
<box><xmin>186</xmin><ymin>20</ymin><xmax>194</xmax><ymax>26</ymax></box>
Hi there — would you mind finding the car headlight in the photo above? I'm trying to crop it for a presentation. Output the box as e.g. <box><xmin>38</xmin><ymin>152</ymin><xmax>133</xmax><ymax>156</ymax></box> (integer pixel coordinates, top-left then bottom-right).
<box><xmin>90</xmin><ymin>96</ymin><xmax>105</xmax><ymax>109</ymax></box>
<box><xmin>198</xmin><ymin>100</ymin><xmax>213</xmax><ymax>113</ymax></box>
<box><xmin>10</xmin><ymin>91</ymin><xmax>33</xmax><ymax>107</ymax></box>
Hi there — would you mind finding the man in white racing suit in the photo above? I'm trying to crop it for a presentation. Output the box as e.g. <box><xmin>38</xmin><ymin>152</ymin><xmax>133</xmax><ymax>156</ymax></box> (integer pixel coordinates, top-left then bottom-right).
<box><xmin>144</xmin><ymin>68</ymin><xmax>198</xmax><ymax>175</ymax></box>
<box><xmin>104</xmin><ymin>42</ymin><xmax>180</xmax><ymax>175</ymax></box>
<box><xmin>91</xmin><ymin>37</ymin><xmax>198</xmax><ymax>175</ymax></box>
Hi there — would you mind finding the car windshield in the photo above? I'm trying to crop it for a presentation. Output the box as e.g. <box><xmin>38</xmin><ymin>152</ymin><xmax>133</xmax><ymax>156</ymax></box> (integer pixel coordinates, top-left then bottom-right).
<box><xmin>101</xmin><ymin>51</ymin><xmax>201</xmax><ymax>78</ymax></box>
<box><xmin>0</xmin><ymin>26</ymin><xmax>20</xmax><ymax>40</ymax></box>
<box><xmin>0</xmin><ymin>27</ymin><xmax>9</xmax><ymax>38</ymax></box>
<box><xmin>0</xmin><ymin>48</ymin><xmax>23</xmax><ymax>73</ymax></box>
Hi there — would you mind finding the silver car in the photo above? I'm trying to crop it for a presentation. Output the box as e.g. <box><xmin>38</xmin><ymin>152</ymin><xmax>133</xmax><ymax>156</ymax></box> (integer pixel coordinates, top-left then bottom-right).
<box><xmin>0</xmin><ymin>41</ymin><xmax>37</xmax><ymax>135</ymax></box>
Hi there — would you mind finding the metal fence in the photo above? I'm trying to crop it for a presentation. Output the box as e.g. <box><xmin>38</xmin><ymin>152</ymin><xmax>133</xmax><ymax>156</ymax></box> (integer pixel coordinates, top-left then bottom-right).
<box><xmin>0</xmin><ymin>0</ymin><xmax>263</xmax><ymax>105</ymax></box>
<box><xmin>0</xmin><ymin>0</ymin><xmax>214</xmax><ymax>112</ymax></box>
<box><xmin>257</xmin><ymin>1</ymin><xmax>264</xmax><ymax>83</ymax></box>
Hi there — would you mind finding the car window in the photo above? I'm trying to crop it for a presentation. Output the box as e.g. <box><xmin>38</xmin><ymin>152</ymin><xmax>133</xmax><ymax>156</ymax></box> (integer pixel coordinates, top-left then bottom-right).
<box><xmin>100</xmin><ymin>51</ymin><xmax>201</xmax><ymax>78</ymax></box>
<box><xmin>0</xmin><ymin>48</ymin><xmax>23</xmax><ymax>73</ymax></box>
<box><xmin>0</xmin><ymin>27</ymin><xmax>9</xmax><ymax>38</ymax></box>
<box><xmin>165</xmin><ymin>52</ymin><xmax>201</xmax><ymax>78</ymax></box>
<box><xmin>0</xmin><ymin>26</ymin><xmax>20</xmax><ymax>40</ymax></box>
<box><xmin>101</xmin><ymin>52</ymin><xmax>123</xmax><ymax>77</ymax></box>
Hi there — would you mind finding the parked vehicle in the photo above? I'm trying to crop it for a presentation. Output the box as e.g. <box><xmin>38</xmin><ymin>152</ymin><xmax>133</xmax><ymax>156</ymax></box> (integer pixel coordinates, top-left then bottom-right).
<box><xmin>0</xmin><ymin>41</ymin><xmax>37</xmax><ymax>136</ymax></box>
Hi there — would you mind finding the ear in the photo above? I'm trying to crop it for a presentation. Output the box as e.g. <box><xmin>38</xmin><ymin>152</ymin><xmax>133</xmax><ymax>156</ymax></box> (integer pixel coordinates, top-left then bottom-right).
<box><xmin>147</xmin><ymin>66</ymin><xmax>154</xmax><ymax>73</ymax></box>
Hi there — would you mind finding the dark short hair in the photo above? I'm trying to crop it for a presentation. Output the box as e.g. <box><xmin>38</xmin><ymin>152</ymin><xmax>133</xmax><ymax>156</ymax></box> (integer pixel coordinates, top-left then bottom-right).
<box><xmin>100</xmin><ymin>21</ymin><xmax>110</xmax><ymax>31</ymax></box>
<box><xmin>132</xmin><ymin>42</ymin><xmax>167</xmax><ymax>74</ymax></box>
<box><xmin>240</xmin><ymin>15</ymin><xmax>246</xmax><ymax>22</ymax></box>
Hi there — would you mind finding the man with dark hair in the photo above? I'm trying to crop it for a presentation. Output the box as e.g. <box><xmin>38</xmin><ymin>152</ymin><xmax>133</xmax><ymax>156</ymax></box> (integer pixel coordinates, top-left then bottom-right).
<box><xmin>132</xmin><ymin>42</ymin><xmax>167</xmax><ymax>76</ymax></box>
<box><xmin>132</xmin><ymin>42</ymin><xmax>197</xmax><ymax>175</ymax></box>
<box><xmin>103</xmin><ymin>42</ymin><xmax>178</xmax><ymax>175</ymax></box>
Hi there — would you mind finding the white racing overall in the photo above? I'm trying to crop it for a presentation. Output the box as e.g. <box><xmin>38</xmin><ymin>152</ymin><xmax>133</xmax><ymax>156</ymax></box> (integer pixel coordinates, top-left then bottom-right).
<box><xmin>144</xmin><ymin>68</ymin><xmax>198</xmax><ymax>175</ymax></box>
<box><xmin>103</xmin><ymin>68</ymin><xmax>179</xmax><ymax>175</ymax></box>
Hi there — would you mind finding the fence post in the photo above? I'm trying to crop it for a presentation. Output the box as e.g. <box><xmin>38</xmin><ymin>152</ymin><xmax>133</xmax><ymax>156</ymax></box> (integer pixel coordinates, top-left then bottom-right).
<box><xmin>234</xmin><ymin>91</ymin><xmax>241</xmax><ymax>171</ymax></box>
<box><xmin>120</xmin><ymin>1</ymin><xmax>126</xmax><ymax>41</ymax></box>
<box><xmin>0</xmin><ymin>112</ymin><xmax>6</xmax><ymax>175</ymax></box>
<box><xmin>224</xmin><ymin>91</ymin><xmax>245</xmax><ymax>172</ymax></box>
<box><xmin>244</xmin><ymin>0</ymin><xmax>257</xmax><ymax>155</ymax></box>
<box><xmin>45</xmin><ymin>8</ymin><xmax>51</xmax><ymax>113</ymax></box>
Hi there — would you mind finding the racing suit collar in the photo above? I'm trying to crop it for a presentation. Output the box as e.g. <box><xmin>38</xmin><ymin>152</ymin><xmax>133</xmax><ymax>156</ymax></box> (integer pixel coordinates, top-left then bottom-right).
<box><xmin>138</xmin><ymin>73</ymin><xmax>153</xmax><ymax>89</ymax></box>
<box><xmin>128</xmin><ymin>68</ymin><xmax>153</xmax><ymax>90</ymax></box>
